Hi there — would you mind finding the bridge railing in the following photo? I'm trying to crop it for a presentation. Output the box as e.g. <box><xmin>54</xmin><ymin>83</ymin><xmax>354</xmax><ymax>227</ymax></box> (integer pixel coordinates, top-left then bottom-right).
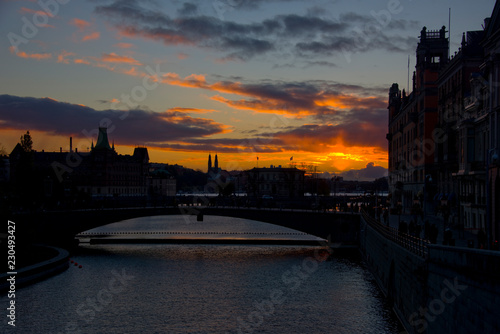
<box><xmin>361</xmin><ymin>210</ymin><xmax>429</xmax><ymax>258</ymax></box>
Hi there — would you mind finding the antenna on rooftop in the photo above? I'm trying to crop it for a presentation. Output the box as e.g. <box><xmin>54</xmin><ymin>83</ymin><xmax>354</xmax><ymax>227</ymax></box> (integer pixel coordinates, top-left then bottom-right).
<box><xmin>407</xmin><ymin>55</ymin><xmax>410</xmax><ymax>93</ymax></box>
<box><xmin>449</xmin><ymin>8</ymin><xmax>451</xmax><ymax>47</ymax></box>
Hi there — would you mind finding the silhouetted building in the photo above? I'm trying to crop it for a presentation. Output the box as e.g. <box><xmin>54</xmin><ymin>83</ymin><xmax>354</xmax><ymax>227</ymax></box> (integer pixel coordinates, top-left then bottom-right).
<box><xmin>387</xmin><ymin>26</ymin><xmax>449</xmax><ymax>212</ymax></box>
<box><xmin>149</xmin><ymin>168</ymin><xmax>176</xmax><ymax>197</ymax></box>
<box><xmin>479</xmin><ymin>3</ymin><xmax>500</xmax><ymax>244</ymax></box>
<box><xmin>9</xmin><ymin>127</ymin><xmax>152</xmax><ymax>207</ymax></box>
<box><xmin>245</xmin><ymin>166</ymin><xmax>305</xmax><ymax>198</ymax></box>
<box><xmin>0</xmin><ymin>155</ymin><xmax>10</xmax><ymax>183</ymax></box>
<box><xmin>440</xmin><ymin>31</ymin><xmax>486</xmax><ymax>234</ymax></box>
<box><xmin>76</xmin><ymin>127</ymin><xmax>149</xmax><ymax>197</ymax></box>
<box><xmin>387</xmin><ymin>1</ymin><xmax>500</xmax><ymax>246</ymax></box>
<box><xmin>207</xmin><ymin>153</ymin><xmax>220</xmax><ymax>175</ymax></box>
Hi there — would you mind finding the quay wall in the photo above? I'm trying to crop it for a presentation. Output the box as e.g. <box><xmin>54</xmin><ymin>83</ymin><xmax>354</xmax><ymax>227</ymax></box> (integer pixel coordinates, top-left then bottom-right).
<box><xmin>359</xmin><ymin>216</ymin><xmax>427</xmax><ymax>333</ymax></box>
<box><xmin>360</xmin><ymin>215</ymin><xmax>500</xmax><ymax>334</ymax></box>
<box><xmin>425</xmin><ymin>245</ymin><xmax>500</xmax><ymax>334</ymax></box>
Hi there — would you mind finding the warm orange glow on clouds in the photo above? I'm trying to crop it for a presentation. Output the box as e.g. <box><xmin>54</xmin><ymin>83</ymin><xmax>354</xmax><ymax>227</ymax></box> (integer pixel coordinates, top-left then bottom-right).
<box><xmin>113</xmin><ymin>42</ymin><xmax>134</xmax><ymax>49</ymax></box>
<box><xmin>100</xmin><ymin>52</ymin><xmax>142</xmax><ymax>65</ymax></box>
<box><xmin>57</xmin><ymin>51</ymin><xmax>75</xmax><ymax>64</ymax></box>
<box><xmin>82</xmin><ymin>31</ymin><xmax>100</xmax><ymax>42</ymax></box>
<box><xmin>19</xmin><ymin>6</ymin><xmax>53</xmax><ymax>17</ymax></box>
<box><xmin>74</xmin><ymin>58</ymin><xmax>90</xmax><ymax>65</ymax></box>
<box><xmin>160</xmin><ymin>72</ymin><xmax>386</xmax><ymax>118</ymax></box>
<box><xmin>168</xmin><ymin>107</ymin><xmax>220</xmax><ymax>114</ymax></box>
<box><xmin>70</xmin><ymin>18</ymin><xmax>91</xmax><ymax>31</ymax></box>
<box><xmin>9</xmin><ymin>46</ymin><xmax>51</xmax><ymax>60</ymax></box>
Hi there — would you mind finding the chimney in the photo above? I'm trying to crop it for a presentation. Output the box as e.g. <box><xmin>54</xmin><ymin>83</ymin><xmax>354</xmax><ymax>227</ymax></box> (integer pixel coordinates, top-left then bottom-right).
<box><xmin>60</xmin><ymin>147</ymin><xmax>62</xmax><ymax>153</ymax></box>
<box><xmin>70</xmin><ymin>137</ymin><xmax>73</xmax><ymax>153</ymax></box>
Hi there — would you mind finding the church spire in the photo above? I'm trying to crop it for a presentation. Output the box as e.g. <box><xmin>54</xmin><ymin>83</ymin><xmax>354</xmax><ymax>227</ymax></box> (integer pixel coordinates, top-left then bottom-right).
<box><xmin>214</xmin><ymin>153</ymin><xmax>218</xmax><ymax>171</ymax></box>
<box><xmin>208</xmin><ymin>153</ymin><xmax>212</xmax><ymax>173</ymax></box>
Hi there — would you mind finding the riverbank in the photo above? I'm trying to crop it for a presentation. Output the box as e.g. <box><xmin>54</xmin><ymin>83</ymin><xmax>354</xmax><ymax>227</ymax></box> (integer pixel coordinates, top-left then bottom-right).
<box><xmin>0</xmin><ymin>244</ymin><xmax>69</xmax><ymax>293</ymax></box>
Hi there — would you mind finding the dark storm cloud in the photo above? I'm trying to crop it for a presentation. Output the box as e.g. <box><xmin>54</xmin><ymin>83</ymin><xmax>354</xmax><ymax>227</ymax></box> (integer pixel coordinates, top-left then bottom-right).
<box><xmin>94</xmin><ymin>0</ymin><xmax>419</xmax><ymax>61</ymax></box>
<box><xmin>0</xmin><ymin>95</ymin><xmax>227</xmax><ymax>146</ymax></box>
<box><xmin>178</xmin><ymin>2</ymin><xmax>198</xmax><ymax>16</ymax></box>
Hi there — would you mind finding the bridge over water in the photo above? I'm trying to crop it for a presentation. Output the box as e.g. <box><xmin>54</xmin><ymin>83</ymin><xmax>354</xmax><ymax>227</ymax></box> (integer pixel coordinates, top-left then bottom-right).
<box><xmin>9</xmin><ymin>206</ymin><xmax>360</xmax><ymax>248</ymax></box>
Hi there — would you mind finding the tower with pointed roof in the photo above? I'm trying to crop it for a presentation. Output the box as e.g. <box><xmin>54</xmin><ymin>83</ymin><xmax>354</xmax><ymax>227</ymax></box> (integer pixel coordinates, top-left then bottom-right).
<box><xmin>93</xmin><ymin>127</ymin><xmax>114</xmax><ymax>151</ymax></box>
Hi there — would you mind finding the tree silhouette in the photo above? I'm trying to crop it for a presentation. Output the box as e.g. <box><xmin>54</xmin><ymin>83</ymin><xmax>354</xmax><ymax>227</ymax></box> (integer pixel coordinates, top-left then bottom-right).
<box><xmin>0</xmin><ymin>143</ymin><xmax>7</xmax><ymax>155</ymax></box>
<box><xmin>20</xmin><ymin>130</ymin><xmax>33</xmax><ymax>152</ymax></box>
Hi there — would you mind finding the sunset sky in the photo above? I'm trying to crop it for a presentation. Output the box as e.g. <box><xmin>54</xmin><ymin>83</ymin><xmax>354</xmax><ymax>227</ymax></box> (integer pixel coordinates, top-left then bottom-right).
<box><xmin>0</xmin><ymin>0</ymin><xmax>495</xmax><ymax>179</ymax></box>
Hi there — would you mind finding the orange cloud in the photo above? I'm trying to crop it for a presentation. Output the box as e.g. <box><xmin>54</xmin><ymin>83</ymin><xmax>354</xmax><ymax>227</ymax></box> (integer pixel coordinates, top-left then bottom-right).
<box><xmin>113</xmin><ymin>42</ymin><xmax>134</xmax><ymax>49</ymax></box>
<box><xmin>19</xmin><ymin>7</ymin><xmax>53</xmax><ymax>17</ymax></box>
<box><xmin>168</xmin><ymin>107</ymin><xmax>220</xmax><ymax>114</ymax></box>
<box><xmin>82</xmin><ymin>31</ymin><xmax>100</xmax><ymax>42</ymax></box>
<box><xmin>74</xmin><ymin>58</ymin><xmax>90</xmax><ymax>65</ymax></box>
<box><xmin>57</xmin><ymin>50</ymin><xmax>75</xmax><ymax>64</ymax></box>
<box><xmin>211</xmin><ymin>95</ymin><xmax>310</xmax><ymax>117</ymax></box>
<box><xmin>100</xmin><ymin>52</ymin><xmax>142</xmax><ymax>65</ymax></box>
<box><xmin>70</xmin><ymin>18</ymin><xmax>91</xmax><ymax>31</ymax></box>
<box><xmin>161</xmin><ymin>73</ymin><xmax>244</xmax><ymax>97</ymax></box>
<box><xmin>160</xmin><ymin>72</ymin><xmax>387</xmax><ymax>119</ymax></box>
<box><xmin>9</xmin><ymin>46</ymin><xmax>51</xmax><ymax>60</ymax></box>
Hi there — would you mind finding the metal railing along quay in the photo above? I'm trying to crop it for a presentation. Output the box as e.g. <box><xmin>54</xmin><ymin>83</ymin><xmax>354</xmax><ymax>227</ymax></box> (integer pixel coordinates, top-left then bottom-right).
<box><xmin>361</xmin><ymin>210</ymin><xmax>429</xmax><ymax>258</ymax></box>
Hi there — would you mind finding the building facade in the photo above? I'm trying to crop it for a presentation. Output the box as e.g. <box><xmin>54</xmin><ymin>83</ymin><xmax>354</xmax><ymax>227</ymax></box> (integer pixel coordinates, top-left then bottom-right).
<box><xmin>388</xmin><ymin>26</ymin><xmax>449</xmax><ymax>213</ymax></box>
<box><xmin>479</xmin><ymin>4</ymin><xmax>500</xmax><ymax>244</ymax></box>
<box><xmin>437</xmin><ymin>31</ymin><xmax>485</xmax><ymax>233</ymax></box>
<box><xmin>9</xmin><ymin>127</ymin><xmax>153</xmax><ymax>206</ymax></box>
<box><xmin>244</xmin><ymin>166</ymin><xmax>305</xmax><ymax>198</ymax></box>
<box><xmin>388</xmin><ymin>0</ymin><xmax>500</xmax><ymax>246</ymax></box>
<box><xmin>75</xmin><ymin>127</ymin><xmax>150</xmax><ymax>197</ymax></box>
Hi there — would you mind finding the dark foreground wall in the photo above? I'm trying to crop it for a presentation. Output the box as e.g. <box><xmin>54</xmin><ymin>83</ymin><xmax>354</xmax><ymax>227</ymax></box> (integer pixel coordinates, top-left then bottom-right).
<box><xmin>360</xmin><ymin>216</ymin><xmax>500</xmax><ymax>334</ymax></box>
<box><xmin>425</xmin><ymin>245</ymin><xmax>500</xmax><ymax>334</ymax></box>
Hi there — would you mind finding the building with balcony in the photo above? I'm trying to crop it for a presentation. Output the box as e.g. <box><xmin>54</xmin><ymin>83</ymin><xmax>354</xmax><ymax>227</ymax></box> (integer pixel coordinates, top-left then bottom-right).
<box><xmin>436</xmin><ymin>30</ymin><xmax>485</xmax><ymax>232</ymax></box>
<box><xmin>479</xmin><ymin>3</ymin><xmax>500</xmax><ymax>244</ymax></box>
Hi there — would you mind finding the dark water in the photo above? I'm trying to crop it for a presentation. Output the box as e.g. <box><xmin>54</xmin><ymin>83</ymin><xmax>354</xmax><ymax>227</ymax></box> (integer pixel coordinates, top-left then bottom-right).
<box><xmin>2</xmin><ymin>216</ymin><xmax>403</xmax><ymax>333</ymax></box>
